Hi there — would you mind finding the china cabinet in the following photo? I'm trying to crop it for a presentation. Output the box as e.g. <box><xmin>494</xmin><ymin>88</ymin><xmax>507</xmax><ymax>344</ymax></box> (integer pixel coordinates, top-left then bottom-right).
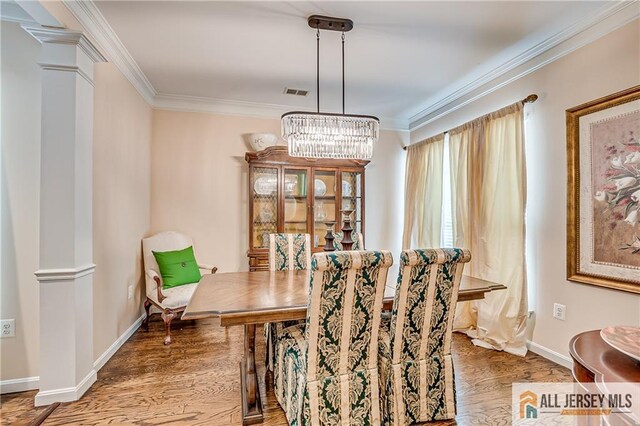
<box><xmin>245</xmin><ymin>146</ymin><xmax>368</xmax><ymax>271</ymax></box>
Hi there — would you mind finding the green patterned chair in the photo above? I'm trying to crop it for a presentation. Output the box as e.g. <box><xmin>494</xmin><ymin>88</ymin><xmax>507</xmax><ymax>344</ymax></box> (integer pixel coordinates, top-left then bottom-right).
<box><xmin>269</xmin><ymin>233</ymin><xmax>311</xmax><ymax>272</ymax></box>
<box><xmin>379</xmin><ymin>248</ymin><xmax>471</xmax><ymax>425</ymax></box>
<box><xmin>265</xmin><ymin>233</ymin><xmax>312</xmax><ymax>371</ymax></box>
<box><xmin>332</xmin><ymin>231</ymin><xmax>364</xmax><ymax>251</ymax></box>
<box><xmin>274</xmin><ymin>250</ymin><xmax>393</xmax><ymax>425</ymax></box>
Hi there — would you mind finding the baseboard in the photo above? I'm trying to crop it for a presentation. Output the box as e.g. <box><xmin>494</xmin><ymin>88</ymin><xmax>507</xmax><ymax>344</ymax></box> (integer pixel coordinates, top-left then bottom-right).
<box><xmin>527</xmin><ymin>340</ymin><xmax>573</xmax><ymax>369</ymax></box>
<box><xmin>93</xmin><ymin>313</ymin><xmax>145</xmax><ymax>371</ymax></box>
<box><xmin>0</xmin><ymin>376</ymin><xmax>40</xmax><ymax>394</ymax></box>
<box><xmin>34</xmin><ymin>369</ymin><xmax>97</xmax><ymax>406</ymax></box>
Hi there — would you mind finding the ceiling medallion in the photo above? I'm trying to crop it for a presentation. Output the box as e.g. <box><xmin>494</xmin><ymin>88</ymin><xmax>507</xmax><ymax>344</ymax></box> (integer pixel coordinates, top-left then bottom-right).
<box><xmin>282</xmin><ymin>15</ymin><xmax>379</xmax><ymax>160</ymax></box>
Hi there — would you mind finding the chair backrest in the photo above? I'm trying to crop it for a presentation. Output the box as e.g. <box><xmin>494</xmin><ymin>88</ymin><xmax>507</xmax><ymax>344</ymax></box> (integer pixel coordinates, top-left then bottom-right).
<box><xmin>305</xmin><ymin>250</ymin><xmax>393</xmax><ymax>382</ymax></box>
<box><xmin>142</xmin><ymin>231</ymin><xmax>194</xmax><ymax>298</ymax></box>
<box><xmin>388</xmin><ymin>248</ymin><xmax>471</xmax><ymax>364</ymax></box>
<box><xmin>268</xmin><ymin>233</ymin><xmax>311</xmax><ymax>271</ymax></box>
<box><xmin>332</xmin><ymin>231</ymin><xmax>364</xmax><ymax>250</ymax></box>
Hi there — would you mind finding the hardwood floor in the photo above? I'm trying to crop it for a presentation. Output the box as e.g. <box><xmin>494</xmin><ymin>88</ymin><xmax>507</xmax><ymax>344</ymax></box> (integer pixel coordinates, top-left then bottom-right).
<box><xmin>1</xmin><ymin>316</ymin><xmax>570</xmax><ymax>425</ymax></box>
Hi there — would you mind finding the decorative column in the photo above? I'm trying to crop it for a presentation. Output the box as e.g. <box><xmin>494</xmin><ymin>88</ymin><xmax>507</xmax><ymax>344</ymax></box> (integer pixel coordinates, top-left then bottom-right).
<box><xmin>340</xmin><ymin>209</ymin><xmax>355</xmax><ymax>250</ymax></box>
<box><xmin>323</xmin><ymin>221</ymin><xmax>336</xmax><ymax>252</ymax></box>
<box><xmin>24</xmin><ymin>27</ymin><xmax>106</xmax><ymax>406</ymax></box>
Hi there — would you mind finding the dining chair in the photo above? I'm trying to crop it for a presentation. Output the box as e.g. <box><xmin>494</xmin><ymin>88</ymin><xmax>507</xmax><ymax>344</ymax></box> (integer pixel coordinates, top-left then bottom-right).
<box><xmin>332</xmin><ymin>231</ymin><xmax>364</xmax><ymax>250</ymax></box>
<box><xmin>269</xmin><ymin>233</ymin><xmax>312</xmax><ymax>271</ymax></box>
<box><xmin>274</xmin><ymin>250</ymin><xmax>393</xmax><ymax>425</ymax></box>
<box><xmin>265</xmin><ymin>233</ymin><xmax>312</xmax><ymax>371</ymax></box>
<box><xmin>379</xmin><ymin>248</ymin><xmax>471</xmax><ymax>425</ymax></box>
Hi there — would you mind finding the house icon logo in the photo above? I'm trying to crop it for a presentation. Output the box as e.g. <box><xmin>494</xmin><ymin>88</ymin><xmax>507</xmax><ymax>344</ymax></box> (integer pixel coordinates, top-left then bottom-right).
<box><xmin>520</xmin><ymin>390</ymin><xmax>538</xmax><ymax>419</ymax></box>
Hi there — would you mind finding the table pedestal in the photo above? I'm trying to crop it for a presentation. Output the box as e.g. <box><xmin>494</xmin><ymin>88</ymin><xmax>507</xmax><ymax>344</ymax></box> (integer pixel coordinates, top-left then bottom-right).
<box><xmin>240</xmin><ymin>324</ymin><xmax>263</xmax><ymax>425</ymax></box>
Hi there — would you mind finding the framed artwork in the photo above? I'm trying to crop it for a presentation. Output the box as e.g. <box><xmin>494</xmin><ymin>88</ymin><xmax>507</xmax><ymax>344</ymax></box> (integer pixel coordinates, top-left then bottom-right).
<box><xmin>567</xmin><ymin>86</ymin><xmax>640</xmax><ymax>293</ymax></box>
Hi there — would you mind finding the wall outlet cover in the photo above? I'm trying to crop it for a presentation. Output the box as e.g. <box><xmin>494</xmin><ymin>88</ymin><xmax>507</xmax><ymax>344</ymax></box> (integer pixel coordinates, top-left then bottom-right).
<box><xmin>553</xmin><ymin>303</ymin><xmax>566</xmax><ymax>321</ymax></box>
<box><xmin>1</xmin><ymin>319</ymin><xmax>15</xmax><ymax>338</ymax></box>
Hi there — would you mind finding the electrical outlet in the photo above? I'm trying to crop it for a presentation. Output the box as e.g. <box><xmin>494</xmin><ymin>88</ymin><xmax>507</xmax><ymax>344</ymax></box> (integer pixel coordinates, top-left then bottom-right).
<box><xmin>1</xmin><ymin>319</ymin><xmax>15</xmax><ymax>338</ymax></box>
<box><xmin>128</xmin><ymin>285</ymin><xmax>134</xmax><ymax>300</ymax></box>
<box><xmin>553</xmin><ymin>303</ymin><xmax>566</xmax><ymax>321</ymax></box>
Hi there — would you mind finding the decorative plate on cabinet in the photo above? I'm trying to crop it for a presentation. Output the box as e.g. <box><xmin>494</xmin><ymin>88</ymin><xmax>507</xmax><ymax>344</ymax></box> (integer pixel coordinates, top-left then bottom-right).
<box><xmin>600</xmin><ymin>326</ymin><xmax>640</xmax><ymax>362</ymax></box>
<box><xmin>314</xmin><ymin>179</ymin><xmax>327</xmax><ymax>197</ymax></box>
<box><xmin>254</xmin><ymin>176</ymin><xmax>277</xmax><ymax>195</ymax></box>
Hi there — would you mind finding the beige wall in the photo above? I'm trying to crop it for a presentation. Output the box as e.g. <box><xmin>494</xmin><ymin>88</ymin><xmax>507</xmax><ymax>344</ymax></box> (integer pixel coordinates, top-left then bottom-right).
<box><xmin>1</xmin><ymin>16</ymin><xmax>152</xmax><ymax>381</ymax></box>
<box><xmin>93</xmin><ymin>64</ymin><xmax>152</xmax><ymax>359</ymax></box>
<box><xmin>1</xmin><ymin>21</ymin><xmax>42</xmax><ymax>382</ymax></box>
<box><xmin>411</xmin><ymin>20</ymin><xmax>640</xmax><ymax>358</ymax></box>
<box><xmin>151</xmin><ymin>110</ymin><xmax>406</xmax><ymax>272</ymax></box>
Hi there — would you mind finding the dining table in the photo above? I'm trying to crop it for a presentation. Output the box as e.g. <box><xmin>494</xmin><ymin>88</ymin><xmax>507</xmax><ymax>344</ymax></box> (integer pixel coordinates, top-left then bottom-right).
<box><xmin>182</xmin><ymin>270</ymin><xmax>507</xmax><ymax>425</ymax></box>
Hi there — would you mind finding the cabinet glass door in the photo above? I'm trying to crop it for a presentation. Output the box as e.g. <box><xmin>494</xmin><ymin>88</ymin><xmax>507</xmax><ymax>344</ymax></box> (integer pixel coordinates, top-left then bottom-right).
<box><xmin>252</xmin><ymin>167</ymin><xmax>278</xmax><ymax>249</ymax></box>
<box><xmin>341</xmin><ymin>171</ymin><xmax>363</xmax><ymax>234</ymax></box>
<box><xmin>284</xmin><ymin>168</ymin><xmax>309</xmax><ymax>235</ymax></box>
<box><xmin>313</xmin><ymin>170</ymin><xmax>337</xmax><ymax>248</ymax></box>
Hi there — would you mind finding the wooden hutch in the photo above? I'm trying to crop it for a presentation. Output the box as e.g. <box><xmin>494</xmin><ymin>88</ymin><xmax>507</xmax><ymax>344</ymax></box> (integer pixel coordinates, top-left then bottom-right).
<box><xmin>245</xmin><ymin>146</ymin><xmax>368</xmax><ymax>271</ymax></box>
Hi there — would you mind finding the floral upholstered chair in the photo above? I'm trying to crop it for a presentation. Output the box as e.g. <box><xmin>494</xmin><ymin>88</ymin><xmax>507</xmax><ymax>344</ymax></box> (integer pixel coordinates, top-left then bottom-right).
<box><xmin>265</xmin><ymin>233</ymin><xmax>312</xmax><ymax>371</ymax></box>
<box><xmin>269</xmin><ymin>233</ymin><xmax>312</xmax><ymax>272</ymax></box>
<box><xmin>274</xmin><ymin>250</ymin><xmax>393</xmax><ymax>425</ymax></box>
<box><xmin>379</xmin><ymin>248</ymin><xmax>471</xmax><ymax>425</ymax></box>
<box><xmin>332</xmin><ymin>231</ymin><xmax>364</xmax><ymax>250</ymax></box>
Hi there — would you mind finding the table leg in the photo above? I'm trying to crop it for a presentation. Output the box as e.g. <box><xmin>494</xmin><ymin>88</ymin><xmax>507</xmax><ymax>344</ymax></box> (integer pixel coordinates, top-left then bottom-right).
<box><xmin>240</xmin><ymin>323</ymin><xmax>263</xmax><ymax>425</ymax></box>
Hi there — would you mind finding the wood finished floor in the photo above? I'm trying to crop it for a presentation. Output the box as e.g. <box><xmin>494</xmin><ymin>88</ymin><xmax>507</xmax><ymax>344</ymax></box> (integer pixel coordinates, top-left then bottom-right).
<box><xmin>1</xmin><ymin>316</ymin><xmax>571</xmax><ymax>425</ymax></box>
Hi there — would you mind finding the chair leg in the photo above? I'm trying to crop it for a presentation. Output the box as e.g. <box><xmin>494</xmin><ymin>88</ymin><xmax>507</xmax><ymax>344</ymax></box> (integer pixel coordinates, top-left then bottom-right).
<box><xmin>161</xmin><ymin>309</ymin><xmax>176</xmax><ymax>345</ymax></box>
<box><xmin>142</xmin><ymin>299</ymin><xmax>152</xmax><ymax>331</ymax></box>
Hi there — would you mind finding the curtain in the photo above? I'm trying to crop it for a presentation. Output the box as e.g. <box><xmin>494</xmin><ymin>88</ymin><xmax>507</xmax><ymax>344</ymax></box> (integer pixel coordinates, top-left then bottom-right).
<box><xmin>402</xmin><ymin>134</ymin><xmax>444</xmax><ymax>250</ymax></box>
<box><xmin>449</xmin><ymin>102</ymin><xmax>528</xmax><ymax>356</ymax></box>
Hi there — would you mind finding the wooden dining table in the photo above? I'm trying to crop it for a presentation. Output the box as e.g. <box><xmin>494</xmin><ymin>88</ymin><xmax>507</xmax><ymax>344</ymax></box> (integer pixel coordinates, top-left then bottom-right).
<box><xmin>182</xmin><ymin>270</ymin><xmax>507</xmax><ymax>425</ymax></box>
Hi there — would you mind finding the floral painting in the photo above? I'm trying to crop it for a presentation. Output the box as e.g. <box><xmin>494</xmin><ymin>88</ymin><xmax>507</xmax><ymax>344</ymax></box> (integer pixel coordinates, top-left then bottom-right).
<box><xmin>567</xmin><ymin>86</ymin><xmax>640</xmax><ymax>293</ymax></box>
<box><xmin>592</xmin><ymin>111</ymin><xmax>640</xmax><ymax>266</ymax></box>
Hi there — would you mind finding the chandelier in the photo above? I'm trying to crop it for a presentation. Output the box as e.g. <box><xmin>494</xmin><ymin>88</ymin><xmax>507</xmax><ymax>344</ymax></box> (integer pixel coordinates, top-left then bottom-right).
<box><xmin>282</xmin><ymin>15</ymin><xmax>379</xmax><ymax>160</ymax></box>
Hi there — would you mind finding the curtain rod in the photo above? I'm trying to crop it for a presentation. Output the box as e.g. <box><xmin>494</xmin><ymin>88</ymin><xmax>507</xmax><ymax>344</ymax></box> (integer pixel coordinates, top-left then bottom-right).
<box><xmin>402</xmin><ymin>94</ymin><xmax>538</xmax><ymax>151</ymax></box>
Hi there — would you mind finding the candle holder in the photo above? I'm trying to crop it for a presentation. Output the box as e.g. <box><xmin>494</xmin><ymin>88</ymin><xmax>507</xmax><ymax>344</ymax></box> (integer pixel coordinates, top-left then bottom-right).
<box><xmin>340</xmin><ymin>209</ymin><xmax>355</xmax><ymax>251</ymax></box>
<box><xmin>323</xmin><ymin>221</ymin><xmax>336</xmax><ymax>252</ymax></box>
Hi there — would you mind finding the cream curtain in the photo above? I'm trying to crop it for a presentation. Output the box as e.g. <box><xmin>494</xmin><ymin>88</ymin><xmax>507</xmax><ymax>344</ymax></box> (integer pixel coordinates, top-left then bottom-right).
<box><xmin>402</xmin><ymin>134</ymin><xmax>444</xmax><ymax>250</ymax></box>
<box><xmin>449</xmin><ymin>102</ymin><xmax>528</xmax><ymax>356</ymax></box>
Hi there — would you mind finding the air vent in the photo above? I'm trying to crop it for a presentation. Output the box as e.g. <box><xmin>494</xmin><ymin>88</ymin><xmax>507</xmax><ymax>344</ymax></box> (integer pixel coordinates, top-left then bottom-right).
<box><xmin>284</xmin><ymin>88</ymin><xmax>309</xmax><ymax>96</ymax></box>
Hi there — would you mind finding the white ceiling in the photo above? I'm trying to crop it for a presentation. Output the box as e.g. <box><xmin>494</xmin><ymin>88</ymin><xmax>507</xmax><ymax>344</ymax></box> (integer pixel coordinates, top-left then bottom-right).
<box><xmin>94</xmin><ymin>1</ymin><xmax>609</xmax><ymax>125</ymax></box>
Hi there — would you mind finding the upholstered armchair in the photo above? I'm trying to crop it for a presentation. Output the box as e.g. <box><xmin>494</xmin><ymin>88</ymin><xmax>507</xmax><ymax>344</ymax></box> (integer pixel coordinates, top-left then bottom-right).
<box><xmin>265</xmin><ymin>233</ymin><xmax>311</xmax><ymax>371</ymax></box>
<box><xmin>274</xmin><ymin>250</ymin><xmax>393</xmax><ymax>425</ymax></box>
<box><xmin>379</xmin><ymin>248</ymin><xmax>471</xmax><ymax>425</ymax></box>
<box><xmin>332</xmin><ymin>231</ymin><xmax>364</xmax><ymax>250</ymax></box>
<box><xmin>142</xmin><ymin>231</ymin><xmax>217</xmax><ymax>345</ymax></box>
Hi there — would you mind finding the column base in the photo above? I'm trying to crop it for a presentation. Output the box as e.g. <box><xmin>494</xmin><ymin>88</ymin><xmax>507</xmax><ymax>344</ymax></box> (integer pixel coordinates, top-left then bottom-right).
<box><xmin>35</xmin><ymin>369</ymin><xmax>96</xmax><ymax>407</ymax></box>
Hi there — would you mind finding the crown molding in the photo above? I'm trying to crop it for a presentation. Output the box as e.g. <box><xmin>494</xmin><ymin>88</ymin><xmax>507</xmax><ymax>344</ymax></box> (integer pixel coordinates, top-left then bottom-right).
<box><xmin>154</xmin><ymin>93</ymin><xmax>409</xmax><ymax>131</ymax></box>
<box><xmin>0</xmin><ymin>1</ymin><xmax>38</xmax><ymax>26</ymax></box>
<box><xmin>59</xmin><ymin>0</ymin><xmax>634</xmax><ymax>134</ymax></box>
<box><xmin>63</xmin><ymin>0</ymin><xmax>156</xmax><ymax>104</ymax></box>
<box><xmin>408</xmin><ymin>0</ymin><xmax>640</xmax><ymax>131</ymax></box>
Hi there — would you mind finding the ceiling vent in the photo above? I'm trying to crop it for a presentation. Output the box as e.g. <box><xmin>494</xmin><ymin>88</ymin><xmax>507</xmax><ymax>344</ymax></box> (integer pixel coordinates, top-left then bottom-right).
<box><xmin>284</xmin><ymin>88</ymin><xmax>309</xmax><ymax>96</ymax></box>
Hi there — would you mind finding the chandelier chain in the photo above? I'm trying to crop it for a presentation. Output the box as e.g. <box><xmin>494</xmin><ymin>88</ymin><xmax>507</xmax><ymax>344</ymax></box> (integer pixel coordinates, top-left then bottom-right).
<box><xmin>342</xmin><ymin>32</ymin><xmax>345</xmax><ymax>115</ymax></box>
<box><xmin>316</xmin><ymin>27</ymin><xmax>320</xmax><ymax>113</ymax></box>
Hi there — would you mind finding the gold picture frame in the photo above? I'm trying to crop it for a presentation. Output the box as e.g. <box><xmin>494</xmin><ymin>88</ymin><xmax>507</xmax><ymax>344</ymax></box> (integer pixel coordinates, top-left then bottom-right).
<box><xmin>567</xmin><ymin>85</ymin><xmax>640</xmax><ymax>293</ymax></box>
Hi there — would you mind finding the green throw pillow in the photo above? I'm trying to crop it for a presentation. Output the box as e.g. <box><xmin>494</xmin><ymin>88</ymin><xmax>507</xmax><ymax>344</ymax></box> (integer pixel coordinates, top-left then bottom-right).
<box><xmin>152</xmin><ymin>246</ymin><xmax>201</xmax><ymax>289</ymax></box>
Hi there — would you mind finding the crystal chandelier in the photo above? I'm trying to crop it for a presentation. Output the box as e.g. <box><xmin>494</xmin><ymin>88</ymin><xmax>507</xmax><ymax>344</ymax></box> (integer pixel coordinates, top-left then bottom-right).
<box><xmin>282</xmin><ymin>15</ymin><xmax>379</xmax><ymax>160</ymax></box>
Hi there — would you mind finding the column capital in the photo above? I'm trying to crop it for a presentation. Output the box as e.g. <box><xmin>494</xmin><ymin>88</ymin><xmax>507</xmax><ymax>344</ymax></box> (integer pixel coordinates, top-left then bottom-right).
<box><xmin>22</xmin><ymin>26</ymin><xmax>106</xmax><ymax>63</ymax></box>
